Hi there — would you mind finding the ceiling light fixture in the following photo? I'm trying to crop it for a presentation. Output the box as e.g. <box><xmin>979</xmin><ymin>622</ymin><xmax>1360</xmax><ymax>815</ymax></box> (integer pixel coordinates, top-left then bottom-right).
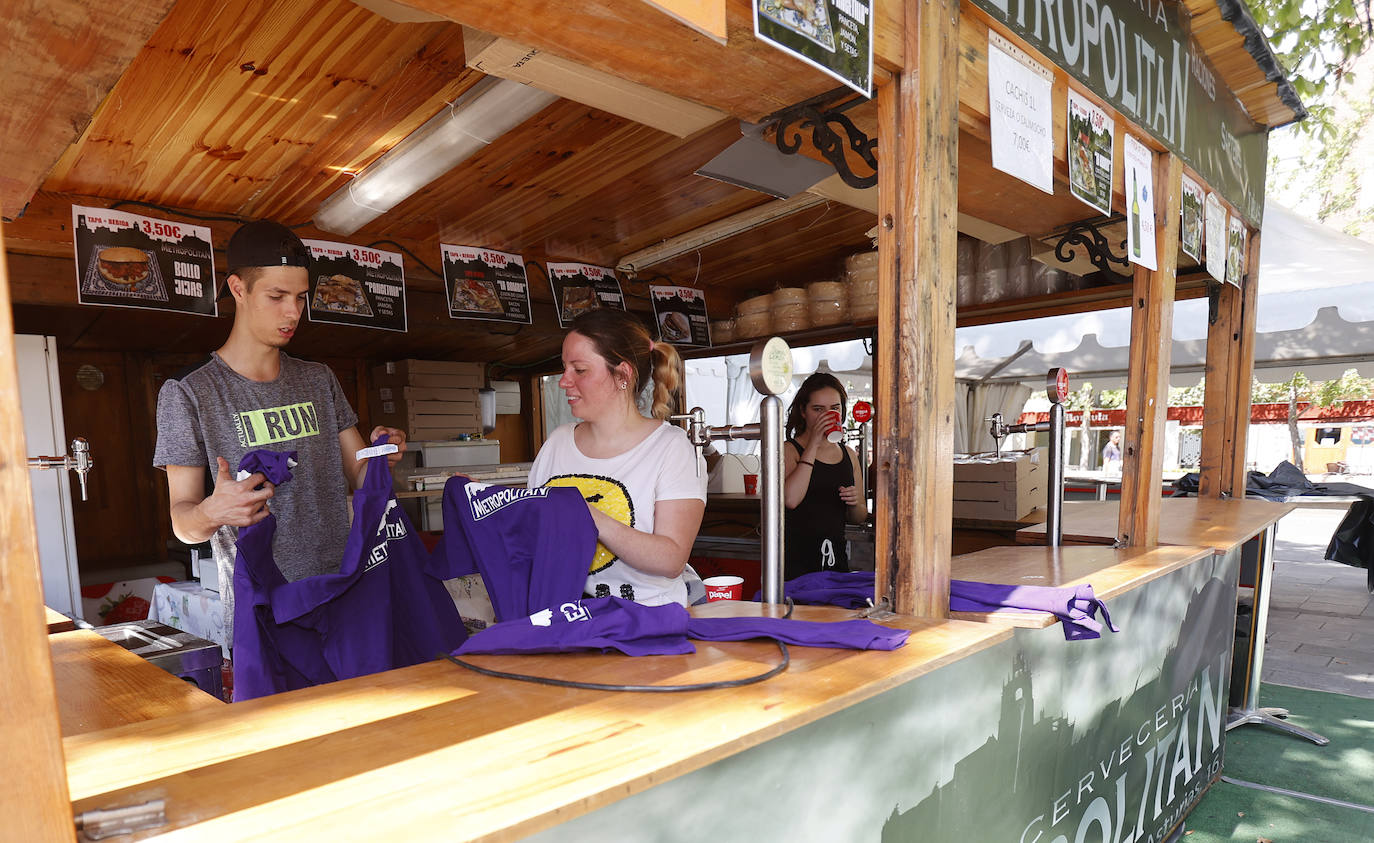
<box><xmin>314</xmin><ymin>76</ymin><xmax>558</xmax><ymax>236</ymax></box>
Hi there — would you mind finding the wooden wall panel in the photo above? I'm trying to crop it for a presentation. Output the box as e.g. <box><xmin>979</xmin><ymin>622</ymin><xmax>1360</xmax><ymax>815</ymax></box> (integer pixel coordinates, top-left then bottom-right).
<box><xmin>0</xmin><ymin>222</ymin><xmax>73</xmax><ymax>837</ymax></box>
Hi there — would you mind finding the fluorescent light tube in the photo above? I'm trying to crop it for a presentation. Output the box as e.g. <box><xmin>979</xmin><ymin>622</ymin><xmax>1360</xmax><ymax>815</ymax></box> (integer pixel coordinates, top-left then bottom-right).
<box><xmin>314</xmin><ymin>76</ymin><xmax>558</xmax><ymax>235</ymax></box>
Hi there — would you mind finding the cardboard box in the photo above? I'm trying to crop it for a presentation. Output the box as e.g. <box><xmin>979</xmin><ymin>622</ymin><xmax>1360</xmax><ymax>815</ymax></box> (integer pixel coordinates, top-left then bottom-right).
<box><xmin>376</xmin><ymin>385</ymin><xmax>480</xmax><ymax>404</ymax></box>
<box><xmin>373</xmin><ymin>359</ymin><xmax>485</xmax><ymax>390</ymax></box>
<box><xmin>952</xmin><ymin>451</ymin><xmax>1042</xmax><ymax>521</ymax></box>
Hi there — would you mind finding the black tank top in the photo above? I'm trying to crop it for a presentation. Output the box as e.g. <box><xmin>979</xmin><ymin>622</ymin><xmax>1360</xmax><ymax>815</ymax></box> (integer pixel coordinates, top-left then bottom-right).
<box><xmin>783</xmin><ymin>439</ymin><xmax>855</xmax><ymax>580</ymax></box>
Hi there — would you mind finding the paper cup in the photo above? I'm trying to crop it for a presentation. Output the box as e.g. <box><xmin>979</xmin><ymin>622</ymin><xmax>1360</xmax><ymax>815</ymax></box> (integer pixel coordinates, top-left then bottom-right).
<box><xmin>743</xmin><ymin>474</ymin><xmax>759</xmax><ymax>495</ymax></box>
<box><xmin>821</xmin><ymin>411</ymin><xmax>845</xmax><ymax>443</ymax></box>
<box><xmin>703</xmin><ymin>575</ymin><xmax>744</xmax><ymax>601</ymax></box>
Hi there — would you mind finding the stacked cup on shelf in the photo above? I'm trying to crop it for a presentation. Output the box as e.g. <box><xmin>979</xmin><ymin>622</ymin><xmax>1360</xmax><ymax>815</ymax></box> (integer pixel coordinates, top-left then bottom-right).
<box><xmin>734</xmin><ymin>292</ymin><xmax>774</xmax><ymax>339</ymax></box>
<box><xmin>771</xmin><ymin>287</ymin><xmax>811</xmax><ymax>333</ymax></box>
<box><xmin>807</xmin><ymin>280</ymin><xmax>849</xmax><ymax>326</ymax></box>
<box><xmin>845</xmin><ymin>250</ymin><xmax>879</xmax><ymax>320</ymax></box>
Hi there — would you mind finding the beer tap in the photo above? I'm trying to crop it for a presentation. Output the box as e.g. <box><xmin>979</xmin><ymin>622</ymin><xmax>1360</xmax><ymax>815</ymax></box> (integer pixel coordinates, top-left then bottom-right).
<box><xmin>28</xmin><ymin>437</ymin><xmax>95</xmax><ymax>501</ymax></box>
<box><xmin>670</xmin><ymin>337</ymin><xmax>793</xmax><ymax>605</ymax></box>
<box><xmin>986</xmin><ymin>369</ymin><xmax>1070</xmax><ymax>547</ymax></box>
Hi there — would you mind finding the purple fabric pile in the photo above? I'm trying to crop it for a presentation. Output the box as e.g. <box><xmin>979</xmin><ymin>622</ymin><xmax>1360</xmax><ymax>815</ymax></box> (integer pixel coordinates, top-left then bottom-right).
<box><xmin>766</xmin><ymin>570</ymin><xmax>1120</xmax><ymax>641</ymax></box>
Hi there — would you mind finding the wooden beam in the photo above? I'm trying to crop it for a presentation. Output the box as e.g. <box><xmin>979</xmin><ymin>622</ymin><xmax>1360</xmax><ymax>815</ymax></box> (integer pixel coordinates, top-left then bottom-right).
<box><xmin>0</xmin><ymin>0</ymin><xmax>175</xmax><ymax>218</ymax></box>
<box><xmin>389</xmin><ymin>0</ymin><xmax>842</xmax><ymax>122</ymax></box>
<box><xmin>1229</xmin><ymin>231</ymin><xmax>1262</xmax><ymax>494</ymax></box>
<box><xmin>874</xmin><ymin>0</ymin><xmax>959</xmax><ymax>616</ymax></box>
<box><xmin>0</xmin><ymin>221</ymin><xmax>73</xmax><ymax>836</ymax></box>
<box><xmin>1118</xmin><ymin>154</ymin><xmax>1182</xmax><ymax>547</ymax></box>
<box><xmin>1199</xmin><ymin>281</ymin><xmax>1242</xmax><ymax>497</ymax></box>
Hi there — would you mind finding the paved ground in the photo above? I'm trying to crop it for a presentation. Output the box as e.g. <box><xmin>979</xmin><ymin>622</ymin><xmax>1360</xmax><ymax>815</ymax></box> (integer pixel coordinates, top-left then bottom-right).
<box><xmin>1262</xmin><ymin>505</ymin><xmax>1374</xmax><ymax>699</ymax></box>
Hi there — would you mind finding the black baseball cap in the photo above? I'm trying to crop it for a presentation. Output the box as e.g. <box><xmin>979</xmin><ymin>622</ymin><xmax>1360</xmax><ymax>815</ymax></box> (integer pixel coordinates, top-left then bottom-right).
<box><xmin>226</xmin><ymin>220</ymin><xmax>311</xmax><ymax>275</ymax></box>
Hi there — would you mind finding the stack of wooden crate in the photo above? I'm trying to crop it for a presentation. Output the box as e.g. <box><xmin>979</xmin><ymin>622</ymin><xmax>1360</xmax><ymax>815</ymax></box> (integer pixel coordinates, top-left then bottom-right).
<box><xmin>371</xmin><ymin>359</ymin><xmax>484</xmax><ymax>440</ymax></box>
<box><xmin>952</xmin><ymin>451</ymin><xmax>1042</xmax><ymax>521</ymax></box>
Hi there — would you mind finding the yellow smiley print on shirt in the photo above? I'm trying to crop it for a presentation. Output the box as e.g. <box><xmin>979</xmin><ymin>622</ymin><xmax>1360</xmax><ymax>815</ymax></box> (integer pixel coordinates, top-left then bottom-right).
<box><xmin>544</xmin><ymin>474</ymin><xmax>634</xmax><ymax>574</ymax></box>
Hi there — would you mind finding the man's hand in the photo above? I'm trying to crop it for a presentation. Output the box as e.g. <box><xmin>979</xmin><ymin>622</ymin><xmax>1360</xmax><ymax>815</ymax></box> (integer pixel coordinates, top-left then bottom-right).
<box><xmin>198</xmin><ymin>456</ymin><xmax>275</xmax><ymax>528</ymax></box>
<box><xmin>369</xmin><ymin>425</ymin><xmax>407</xmax><ymax>467</ymax></box>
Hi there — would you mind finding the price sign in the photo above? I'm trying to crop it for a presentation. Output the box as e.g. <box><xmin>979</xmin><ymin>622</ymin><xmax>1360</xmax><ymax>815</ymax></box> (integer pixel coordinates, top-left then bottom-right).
<box><xmin>649</xmin><ymin>284</ymin><xmax>710</xmax><ymax>347</ymax></box>
<box><xmin>852</xmin><ymin>401</ymin><xmax>873</xmax><ymax>423</ymax></box>
<box><xmin>441</xmin><ymin>244</ymin><xmax>531</xmax><ymax>324</ymax></box>
<box><xmin>303</xmin><ymin>239</ymin><xmax>407</xmax><ymax>332</ymax></box>
<box><xmin>547</xmin><ymin>261</ymin><xmax>624</xmax><ymax>328</ymax></box>
<box><xmin>72</xmin><ymin>204</ymin><xmax>216</xmax><ymax>317</ymax></box>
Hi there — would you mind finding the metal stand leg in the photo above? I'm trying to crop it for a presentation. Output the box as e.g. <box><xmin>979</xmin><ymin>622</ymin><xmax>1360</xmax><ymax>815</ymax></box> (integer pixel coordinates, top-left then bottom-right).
<box><xmin>1225</xmin><ymin>523</ymin><xmax>1329</xmax><ymax>746</ymax></box>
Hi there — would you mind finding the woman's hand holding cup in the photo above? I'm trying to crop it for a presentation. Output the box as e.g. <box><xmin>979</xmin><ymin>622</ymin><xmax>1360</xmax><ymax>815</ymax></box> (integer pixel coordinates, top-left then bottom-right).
<box><xmin>820</xmin><ymin>410</ymin><xmax>845</xmax><ymax>443</ymax></box>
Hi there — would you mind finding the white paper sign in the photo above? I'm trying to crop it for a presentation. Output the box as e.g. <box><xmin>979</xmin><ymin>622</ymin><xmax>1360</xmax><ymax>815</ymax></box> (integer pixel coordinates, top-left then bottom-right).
<box><xmin>1180</xmin><ymin>175</ymin><xmax>1204</xmax><ymax>262</ymax></box>
<box><xmin>1227</xmin><ymin>216</ymin><xmax>1247</xmax><ymax>288</ymax></box>
<box><xmin>988</xmin><ymin>33</ymin><xmax>1054</xmax><ymax>195</ymax></box>
<box><xmin>1067</xmin><ymin>90</ymin><xmax>1115</xmax><ymax>215</ymax></box>
<box><xmin>1204</xmin><ymin>193</ymin><xmax>1228</xmax><ymax>285</ymax></box>
<box><xmin>1123</xmin><ymin>135</ymin><xmax>1156</xmax><ymax>270</ymax></box>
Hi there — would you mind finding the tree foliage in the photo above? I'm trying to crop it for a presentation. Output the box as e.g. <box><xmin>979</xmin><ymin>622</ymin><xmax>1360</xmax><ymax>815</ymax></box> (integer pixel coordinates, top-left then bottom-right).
<box><xmin>1248</xmin><ymin>0</ymin><xmax>1374</xmax><ymax>137</ymax></box>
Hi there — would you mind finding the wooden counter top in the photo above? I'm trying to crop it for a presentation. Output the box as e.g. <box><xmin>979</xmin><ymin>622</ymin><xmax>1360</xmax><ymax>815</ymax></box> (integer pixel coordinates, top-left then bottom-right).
<box><xmin>64</xmin><ymin>605</ymin><xmax>1009</xmax><ymax>840</ymax></box>
<box><xmin>949</xmin><ymin>544</ymin><xmax>1215</xmax><ymax>628</ymax></box>
<box><xmin>45</xmin><ymin>606</ymin><xmax>76</xmax><ymax>634</ymax></box>
<box><xmin>50</xmin><ymin>630</ymin><xmax>223</xmax><ymax>737</ymax></box>
<box><xmin>1015</xmin><ymin>498</ymin><xmax>1295</xmax><ymax>552</ymax></box>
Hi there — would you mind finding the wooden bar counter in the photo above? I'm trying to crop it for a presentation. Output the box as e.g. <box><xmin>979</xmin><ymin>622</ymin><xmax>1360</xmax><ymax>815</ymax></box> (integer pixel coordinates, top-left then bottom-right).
<box><xmin>50</xmin><ymin>629</ymin><xmax>223</xmax><ymax>737</ymax></box>
<box><xmin>1016</xmin><ymin>497</ymin><xmax>1295</xmax><ymax>551</ymax></box>
<box><xmin>64</xmin><ymin>605</ymin><xmax>1008</xmax><ymax>840</ymax></box>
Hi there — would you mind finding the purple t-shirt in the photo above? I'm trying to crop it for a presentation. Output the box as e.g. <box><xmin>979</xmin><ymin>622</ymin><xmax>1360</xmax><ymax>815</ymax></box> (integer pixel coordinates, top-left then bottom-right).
<box><xmin>436</xmin><ymin>476</ymin><xmax>597</xmax><ymax>622</ymax></box>
<box><xmin>232</xmin><ymin>442</ymin><xmax>466</xmax><ymax>701</ymax></box>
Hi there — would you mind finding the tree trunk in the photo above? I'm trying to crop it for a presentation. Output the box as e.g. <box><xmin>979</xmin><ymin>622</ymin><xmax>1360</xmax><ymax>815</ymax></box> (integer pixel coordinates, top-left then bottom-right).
<box><xmin>1288</xmin><ymin>383</ymin><xmax>1305</xmax><ymax>472</ymax></box>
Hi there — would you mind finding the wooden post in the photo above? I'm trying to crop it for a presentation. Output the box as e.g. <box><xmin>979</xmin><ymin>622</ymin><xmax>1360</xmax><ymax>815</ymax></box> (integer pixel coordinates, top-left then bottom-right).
<box><xmin>1228</xmin><ymin>231</ymin><xmax>1262</xmax><ymax>493</ymax></box>
<box><xmin>1118</xmin><ymin>153</ymin><xmax>1181</xmax><ymax>546</ymax></box>
<box><xmin>1199</xmin><ymin>280</ymin><xmax>1242</xmax><ymax>497</ymax></box>
<box><xmin>874</xmin><ymin>0</ymin><xmax>958</xmax><ymax>616</ymax></box>
<box><xmin>0</xmin><ymin>221</ymin><xmax>74</xmax><ymax>836</ymax></box>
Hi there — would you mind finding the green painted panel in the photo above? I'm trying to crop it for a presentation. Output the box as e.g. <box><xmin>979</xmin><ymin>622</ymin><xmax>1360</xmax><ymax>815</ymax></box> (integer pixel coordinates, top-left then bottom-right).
<box><xmin>530</xmin><ymin>551</ymin><xmax>1239</xmax><ymax>842</ymax></box>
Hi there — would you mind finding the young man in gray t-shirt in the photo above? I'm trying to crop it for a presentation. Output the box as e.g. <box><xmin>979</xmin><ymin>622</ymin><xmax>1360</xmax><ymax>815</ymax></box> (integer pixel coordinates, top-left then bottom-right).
<box><xmin>153</xmin><ymin>220</ymin><xmax>405</xmax><ymax>644</ymax></box>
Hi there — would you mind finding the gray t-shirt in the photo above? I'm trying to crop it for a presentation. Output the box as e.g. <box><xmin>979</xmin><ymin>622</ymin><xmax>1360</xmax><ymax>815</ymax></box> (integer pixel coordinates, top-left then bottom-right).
<box><xmin>153</xmin><ymin>352</ymin><xmax>358</xmax><ymax>642</ymax></box>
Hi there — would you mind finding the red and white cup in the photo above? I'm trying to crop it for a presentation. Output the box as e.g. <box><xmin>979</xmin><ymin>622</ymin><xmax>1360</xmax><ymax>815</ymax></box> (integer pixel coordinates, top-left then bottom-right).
<box><xmin>820</xmin><ymin>410</ymin><xmax>845</xmax><ymax>443</ymax></box>
<box><xmin>703</xmin><ymin>575</ymin><xmax>744</xmax><ymax>601</ymax></box>
<box><xmin>742</xmin><ymin>473</ymin><xmax>759</xmax><ymax>495</ymax></box>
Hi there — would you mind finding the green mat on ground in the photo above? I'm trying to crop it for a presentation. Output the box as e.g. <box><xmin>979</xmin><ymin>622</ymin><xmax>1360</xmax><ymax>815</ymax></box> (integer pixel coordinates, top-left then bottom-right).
<box><xmin>1183</xmin><ymin>683</ymin><xmax>1374</xmax><ymax>841</ymax></box>
<box><xmin>1224</xmin><ymin>683</ymin><xmax>1374</xmax><ymax>807</ymax></box>
<box><xmin>1182</xmin><ymin>782</ymin><xmax>1374</xmax><ymax>842</ymax></box>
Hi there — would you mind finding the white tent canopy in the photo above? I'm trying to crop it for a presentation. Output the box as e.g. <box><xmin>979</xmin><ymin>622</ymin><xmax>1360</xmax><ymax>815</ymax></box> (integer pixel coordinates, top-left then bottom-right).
<box><xmin>954</xmin><ymin>201</ymin><xmax>1374</xmax><ymax>390</ymax></box>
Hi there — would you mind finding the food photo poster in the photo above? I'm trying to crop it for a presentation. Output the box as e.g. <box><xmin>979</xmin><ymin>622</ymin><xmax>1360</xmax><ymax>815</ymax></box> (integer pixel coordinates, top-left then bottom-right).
<box><xmin>303</xmin><ymin>239</ymin><xmax>408</xmax><ymax>332</ymax></box>
<box><xmin>649</xmin><ymin>284</ymin><xmax>710</xmax><ymax>347</ymax></box>
<box><xmin>72</xmin><ymin>205</ymin><xmax>216</xmax><ymax>316</ymax></box>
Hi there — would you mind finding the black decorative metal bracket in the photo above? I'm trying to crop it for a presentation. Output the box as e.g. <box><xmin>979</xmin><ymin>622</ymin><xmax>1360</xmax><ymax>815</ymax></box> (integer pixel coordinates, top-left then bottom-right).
<box><xmin>1053</xmin><ymin>218</ymin><xmax>1131</xmax><ymax>277</ymax></box>
<box><xmin>773</xmin><ymin>91</ymin><xmax>877</xmax><ymax>190</ymax></box>
<box><xmin>1207</xmin><ymin>279</ymin><xmax>1223</xmax><ymax>325</ymax></box>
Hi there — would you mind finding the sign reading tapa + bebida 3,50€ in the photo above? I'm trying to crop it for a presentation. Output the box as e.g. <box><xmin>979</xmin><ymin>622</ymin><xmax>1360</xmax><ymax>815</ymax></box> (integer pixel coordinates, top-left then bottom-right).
<box><xmin>302</xmin><ymin>239</ymin><xmax>408</xmax><ymax>333</ymax></box>
<box><xmin>72</xmin><ymin>205</ymin><xmax>217</xmax><ymax>316</ymax></box>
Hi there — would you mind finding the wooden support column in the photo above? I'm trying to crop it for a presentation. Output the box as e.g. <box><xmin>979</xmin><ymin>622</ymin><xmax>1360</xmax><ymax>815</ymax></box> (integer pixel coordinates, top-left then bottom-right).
<box><xmin>1199</xmin><ymin>279</ymin><xmax>1243</xmax><ymax>497</ymax></box>
<box><xmin>1118</xmin><ymin>153</ymin><xmax>1181</xmax><ymax>546</ymax></box>
<box><xmin>0</xmin><ymin>222</ymin><xmax>73</xmax><ymax>836</ymax></box>
<box><xmin>1228</xmin><ymin>231</ymin><xmax>1262</xmax><ymax>493</ymax></box>
<box><xmin>874</xmin><ymin>0</ymin><xmax>959</xmax><ymax>616</ymax></box>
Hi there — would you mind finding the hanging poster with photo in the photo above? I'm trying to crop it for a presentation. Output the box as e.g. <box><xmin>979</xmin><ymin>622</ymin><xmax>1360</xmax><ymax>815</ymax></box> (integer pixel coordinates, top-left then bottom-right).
<box><xmin>1180</xmin><ymin>175</ymin><xmax>1204</xmax><ymax>262</ymax></box>
<box><xmin>987</xmin><ymin>32</ymin><xmax>1054</xmax><ymax>195</ymax></box>
<box><xmin>1067</xmin><ymin>91</ymin><xmax>1114</xmax><ymax>216</ymax></box>
<box><xmin>1123</xmin><ymin>135</ymin><xmax>1156</xmax><ymax>271</ymax></box>
<box><xmin>302</xmin><ymin>239</ymin><xmax>407</xmax><ymax>332</ymax></box>
<box><xmin>1226</xmin><ymin>216</ymin><xmax>1247</xmax><ymax>288</ymax></box>
<box><xmin>755</xmin><ymin>0</ymin><xmax>872</xmax><ymax>97</ymax></box>
<box><xmin>440</xmin><ymin>245</ymin><xmax>531</xmax><ymax>324</ymax></box>
<box><xmin>71</xmin><ymin>205</ymin><xmax>216</xmax><ymax>316</ymax></box>
<box><xmin>649</xmin><ymin>284</ymin><xmax>710</xmax><ymax>347</ymax></box>
<box><xmin>547</xmin><ymin>261</ymin><xmax>624</xmax><ymax>327</ymax></box>
<box><xmin>1204</xmin><ymin>193</ymin><xmax>1228</xmax><ymax>285</ymax></box>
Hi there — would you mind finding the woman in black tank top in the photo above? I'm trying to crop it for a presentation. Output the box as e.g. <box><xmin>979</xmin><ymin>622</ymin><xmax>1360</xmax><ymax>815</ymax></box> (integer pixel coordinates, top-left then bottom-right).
<box><xmin>782</xmin><ymin>373</ymin><xmax>868</xmax><ymax>580</ymax></box>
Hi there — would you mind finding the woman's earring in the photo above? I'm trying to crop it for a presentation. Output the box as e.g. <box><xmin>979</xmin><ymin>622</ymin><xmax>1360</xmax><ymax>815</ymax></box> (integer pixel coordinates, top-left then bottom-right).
<box><xmin>619</xmin><ymin>382</ymin><xmax>627</xmax><ymax>390</ymax></box>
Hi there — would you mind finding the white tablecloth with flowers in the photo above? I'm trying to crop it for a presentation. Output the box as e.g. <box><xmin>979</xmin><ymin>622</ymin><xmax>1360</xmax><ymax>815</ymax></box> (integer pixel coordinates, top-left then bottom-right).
<box><xmin>148</xmin><ymin>580</ymin><xmax>228</xmax><ymax>654</ymax></box>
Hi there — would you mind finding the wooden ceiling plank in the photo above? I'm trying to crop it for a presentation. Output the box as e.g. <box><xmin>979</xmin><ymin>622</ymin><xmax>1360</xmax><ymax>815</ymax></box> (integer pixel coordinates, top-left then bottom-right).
<box><xmin>0</xmin><ymin>0</ymin><xmax>177</xmax><ymax>218</ymax></box>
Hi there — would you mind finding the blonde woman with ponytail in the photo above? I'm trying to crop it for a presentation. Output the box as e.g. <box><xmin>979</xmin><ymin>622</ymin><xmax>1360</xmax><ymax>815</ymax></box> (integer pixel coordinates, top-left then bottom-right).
<box><xmin>528</xmin><ymin>308</ymin><xmax>707</xmax><ymax>607</ymax></box>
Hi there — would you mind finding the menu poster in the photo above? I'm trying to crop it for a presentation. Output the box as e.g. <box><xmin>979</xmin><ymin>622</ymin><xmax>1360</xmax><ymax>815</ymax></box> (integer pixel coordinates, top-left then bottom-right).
<box><xmin>1226</xmin><ymin>216</ymin><xmax>1247</xmax><ymax>288</ymax></box>
<box><xmin>649</xmin><ymin>284</ymin><xmax>710</xmax><ymax>347</ymax></box>
<box><xmin>988</xmin><ymin>33</ymin><xmax>1054</xmax><ymax>195</ymax></box>
<box><xmin>1204</xmin><ymin>192</ymin><xmax>1228</xmax><ymax>285</ymax></box>
<box><xmin>547</xmin><ymin>262</ymin><xmax>624</xmax><ymax>328</ymax></box>
<box><xmin>1123</xmin><ymin>135</ymin><xmax>1157</xmax><ymax>270</ymax></box>
<box><xmin>441</xmin><ymin>245</ymin><xmax>531</xmax><ymax>324</ymax></box>
<box><xmin>71</xmin><ymin>205</ymin><xmax>216</xmax><ymax>316</ymax></box>
<box><xmin>1180</xmin><ymin>174</ymin><xmax>1204</xmax><ymax>262</ymax></box>
<box><xmin>755</xmin><ymin>0</ymin><xmax>872</xmax><ymax>97</ymax></box>
<box><xmin>1067</xmin><ymin>91</ymin><xmax>1114</xmax><ymax>215</ymax></box>
<box><xmin>302</xmin><ymin>239</ymin><xmax>407</xmax><ymax>332</ymax></box>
